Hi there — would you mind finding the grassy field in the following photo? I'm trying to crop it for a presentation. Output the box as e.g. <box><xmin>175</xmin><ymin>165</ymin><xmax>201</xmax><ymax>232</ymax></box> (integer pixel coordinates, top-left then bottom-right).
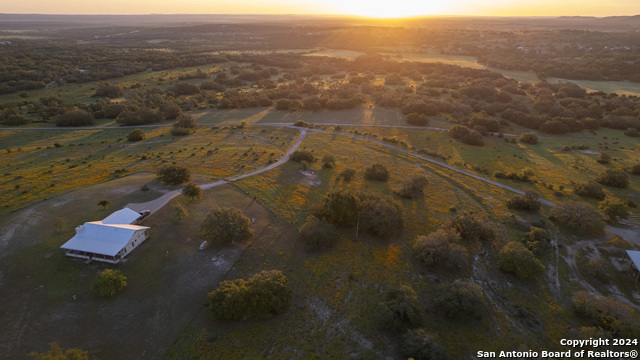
<box><xmin>2</xmin><ymin>46</ymin><xmax>640</xmax><ymax>359</ymax></box>
<box><xmin>547</xmin><ymin>77</ymin><xmax>640</xmax><ymax>96</ymax></box>
<box><xmin>2</xmin><ymin>119</ymin><xmax>639</xmax><ymax>359</ymax></box>
<box><xmin>166</xmin><ymin>131</ymin><xmax>626</xmax><ymax>359</ymax></box>
<box><xmin>0</xmin><ymin>178</ymin><xmax>274</xmax><ymax>359</ymax></box>
<box><xmin>383</xmin><ymin>52</ymin><xmax>483</xmax><ymax>69</ymax></box>
<box><xmin>0</xmin><ymin>125</ymin><xmax>299</xmax><ymax>216</ymax></box>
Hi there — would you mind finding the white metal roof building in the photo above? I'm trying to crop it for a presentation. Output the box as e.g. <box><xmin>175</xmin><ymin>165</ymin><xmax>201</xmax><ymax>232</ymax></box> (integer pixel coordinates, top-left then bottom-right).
<box><xmin>623</xmin><ymin>250</ymin><xmax>640</xmax><ymax>284</ymax></box>
<box><xmin>60</xmin><ymin>208</ymin><xmax>150</xmax><ymax>264</ymax></box>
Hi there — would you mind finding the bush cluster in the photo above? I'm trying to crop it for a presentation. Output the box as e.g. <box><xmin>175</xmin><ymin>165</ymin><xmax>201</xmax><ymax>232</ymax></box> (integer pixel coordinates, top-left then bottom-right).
<box><xmin>208</xmin><ymin>270</ymin><xmax>291</xmax><ymax>320</ymax></box>
<box><xmin>156</xmin><ymin>165</ymin><xmax>191</xmax><ymax>185</ymax></box>
<box><xmin>442</xmin><ymin>212</ymin><xmax>497</xmax><ymax>243</ymax></box>
<box><xmin>200</xmin><ymin>206</ymin><xmax>253</xmax><ymax>246</ymax></box>
<box><xmin>396</xmin><ymin>175</ymin><xmax>429</xmax><ymax>199</ymax></box>
<box><xmin>126</xmin><ymin>128</ymin><xmax>145</xmax><ymax>142</ymax></box>
<box><xmin>297</xmin><ymin>215</ymin><xmax>338</xmax><ymax>251</ymax></box>
<box><xmin>549</xmin><ymin>201</ymin><xmax>605</xmax><ymax>235</ymax></box>
<box><xmin>91</xmin><ymin>269</ymin><xmax>127</xmax><ymax>297</ymax></box>
<box><xmin>596</xmin><ymin>169</ymin><xmax>629</xmax><ymax>188</ymax></box>
<box><xmin>289</xmin><ymin>150</ymin><xmax>316</xmax><ymax>163</ymax></box>
<box><xmin>573</xmin><ymin>181</ymin><xmax>606</xmax><ymax>200</ymax></box>
<box><xmin>506</xmin><ymin>189</ymin><xmax>541</xmax><ymax>212</ymax></box>
<box><xmin>572</xmin><ymin>291</ymin><xmax>635</xmax><ymax>336</ymax></box>
<box><xmin>412</xmin><ymin>229</ymin><xmax>468</xmax><ymax>270</ymax></box>
<box><xmin>316</xmin><ymin>189</ymin><xmax>402</xmax><ymax>239</ymax></box>
<box><xmin>375</xmin><ymin>285</ymin><xmax>424</xmax><ymax>331</ymax></box>
<box><xmin>498</xmin><ymin>241</ymin><xmax>546</xmax><ymax>279</ymax></box>
<box><xmin>448</xmin><ymin>124</ymin><xmax>484</xmax><ymax>146</ymax></box>
<box><xmin>401</xmin><ymin>329</ymin><xmax>451</xmax><ymax>360</ymax></box>
<box><xmin>519</xmin><ymin>132</ymin><xmax>538</xmax><ymax>144</ymax></box>
<box><xmin>435</xmin><ymin>279</ymin><xmax>487</xmax><ymax>319</ymax></box>
<box><xmin>364</xmin><ymin>163</ymin><xmax>390</xmax><ymax>181</ymax></box>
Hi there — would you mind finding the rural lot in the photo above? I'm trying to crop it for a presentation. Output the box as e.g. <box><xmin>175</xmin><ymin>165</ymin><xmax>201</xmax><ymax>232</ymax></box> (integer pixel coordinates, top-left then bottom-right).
<box><xmin>0</xmin><ymin>11</ymin><xmax>640</xmax><ymax>360</ymax></box>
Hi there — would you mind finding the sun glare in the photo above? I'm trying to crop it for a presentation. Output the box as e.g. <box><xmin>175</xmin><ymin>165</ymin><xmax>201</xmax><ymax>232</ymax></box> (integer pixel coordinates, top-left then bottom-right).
<box><xmin>329</xmin><ymin>0</ymin><xmax>452</xmax><ymax>18</ymax></box>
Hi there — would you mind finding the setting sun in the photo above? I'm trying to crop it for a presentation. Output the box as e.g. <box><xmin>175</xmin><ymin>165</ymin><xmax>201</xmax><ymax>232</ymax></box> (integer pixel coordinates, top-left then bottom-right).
<box><xmin>327</xmin><ymin>0</ymin><xmax>452</xmax><ymax>18</ymax></box>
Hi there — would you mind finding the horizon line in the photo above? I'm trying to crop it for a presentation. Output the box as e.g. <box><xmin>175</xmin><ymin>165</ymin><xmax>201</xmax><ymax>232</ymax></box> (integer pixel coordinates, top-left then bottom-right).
<box><xmin>1</xmin><ymin>12</ymin><xmax>638</xmax><ymax>19</ymax></box>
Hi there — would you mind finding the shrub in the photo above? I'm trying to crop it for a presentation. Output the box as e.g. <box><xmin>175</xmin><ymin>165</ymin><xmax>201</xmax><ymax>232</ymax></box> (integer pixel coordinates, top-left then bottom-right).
<box><xmin>156</xmin><ymin>165</ymin><xmax>190</xmax><ymax>185</ymax></box>
<box><xmin>200</xmin><ymin>206</ymin><xmax>253</xmax><ymax>246</ymax></box>
<box><xmin>519</xmin><ymin>132</ymin><xmax>538</xmax><ymax>144</ymax></box>
<box><xmin>289</xmin><ymin>150</ymin><xmax>316</xmax><ymax>163</ymax></box>
<box><xmin>91</xmin><ymin>269</ymin><xmax>127</xmax><ymax>297</ymax></box>
<box><xmin>93</xmin><ymin>84</ymin><xmax>123</xmax><ymax>98</ymax></box>
<box><xmin>375</xmin><ymin>285</ymin><xmax>424</xmax><ymax>331</ymax></box>
<box><xmin>29</xmin><ymin>342</ymin><xmax>88</xmax><ymax>360</ymax></box>
<box><xmin>462</xmin><ymin>130</ymin><xmax>484</xmax><ymax>146</ymax></box>
<box><xmin>126</xmin><ymin>128</ymin><xmax>145</xmax><ymax>142</ymax></box>
<box><xmin>161</xmin><ymin>101</ymin><xmax>182</xmax><ymax>120</ymax></box>
<box><xmin>364</xmin><ymin>163</ymin><xmax>389</xmax><ymax>181</ymax></box>
<box><xmin>116</xmin><ymin>107</ymin><xmax>161</xmax><ymax>126</ymax></box>
<box><xmin>208</xmin><ymin>270</ymin><xmax>291</xmax><ymax>320</ymax></box>
<box><xmin>549</xmin><ymin>201</ymin><xmax>605</xmax><ymax>235</ymax></box>
<box><xmin>442</xmin><ymin>212</ymin><xmax>497</xmax><ymax>242</ymax></box>
<box><xmin>298</xmin><ymin>215</ymin><xmax>338</xmax><ymax>251</ymax></box>
<box><xmin>406</xmin><ymin>112</ymin><xmax>430</xmax><ymax>126</ymax></box>
<box><xmin>321</xmin><ymin>154</ymin><xmax>336</xmax><ymax>169</ymax></box>
<box><xmin>596</xmin><ymin>169</ymin><xmax>629</xmax><ymax>188</ymax></box>
<box><xmin>598</xmin><ymin>198</ymin><xmax>629</xmax><ymax>223</ymax></box>
<box><xmin>4</xmin><ymin>114</ymin><xmax>29</xmax><ymax>126</ymax></box>
<box><xmin>587</xmin><ymin>258</ymin><xmax>609</xmax><ymax>280</ymax></box>
<box><xmin>55</xmin><ymin>109</ymin><xmax>95</xmax><ymax>127</ymax></box>
<box><xmin>338</xmin><ymin>168</ymin><xmax>356</xmax><ymax>181</ymax></box>
<box><xmin>597</xmin><ymin>151</ymin><xmax>612</xmax><ymax>164</ymax></box>
<box><xmin>359</xmin><ymin>192</ymin><xmax>403</xmax><ymax>239</ymax></box>
<box><xmin>472</xmin><ymin>125</ymin><xmax>489</xmax><ymax>136</ymax></box>
<box><xmin>412</xmin><ymin>229</ymin><xmax>468</xmax><ymax>270</ymax></box>
<box><xmin>498</xmin><ymin>242</ymin><xmax>545</xmax><ymax>279</ymax></box>
<box><xmin>624</xmin><ymin>127</ymin><xmax>639</xmax><ymax>137</ymax></box>
<box><xmin>625</xmin><ymin>163</ymin><xmax>640</xmax><ymax>175</ymax></box>
<box><xmin>171</xmin><ymin>114</ymin><xmax>197</xmax><ymax>136</ymax></box>
<box><xmin>317</xmin><ymin>188</ymin><xmax>360</xmax><ymax>227</ymax></box>
<box><xmin>506</xmin><ymin>189</ymin><xmax>541</xmax><ymax>211</ymax></box>
<box><xmin>448</xmin><ymin>124</ymin><xmax>471</xmax><ymax>139</ymax></box>
<box><xmin>396</xmin><ymin>175</ymin><xmax>429</xmax><ymax>199</ymax></box>
<box><xmin>522</xmin><ymin>227</ymin><xmax>550</xmax><ymax>254</ymax></box>
<box><xmin>401</xmin><ymin>329</ymin><xmax>451</xmax><ymax>360</ymax></box>
<box><xmin>181</xmin><ymin>183</ymin><xmax>202</xmax><ymax>202</ymax></box>
<box><xmin>572</xmin><ymin>291</ymin><xmax>634</xmax><ymax>335</ymax></box>
<box><xmin>167</xmin><ymin>82</ymin><xmax>200</xmax><ymax>96</ymax></box>
<box><xmin>574</xmin><ymin>181</ymin><xmax>606</xmax><ymax>200</ymax></box>
<box><xmin>435</xmin><ymin>279</ymin><xmax>487</xmax><ymax>319</ymax></box>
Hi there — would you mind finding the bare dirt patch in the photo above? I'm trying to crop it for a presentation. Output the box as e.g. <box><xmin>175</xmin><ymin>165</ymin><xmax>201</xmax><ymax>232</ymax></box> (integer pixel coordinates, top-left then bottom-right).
<box><xmin>298</xmin><ymin>170</ymin><xmax>321</xmax><ymax>186</ymax></box>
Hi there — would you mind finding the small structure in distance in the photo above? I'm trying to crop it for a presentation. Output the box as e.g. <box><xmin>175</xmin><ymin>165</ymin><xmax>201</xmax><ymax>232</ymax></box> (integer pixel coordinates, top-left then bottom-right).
<box><xmin>60</xmin><ymin>208</ymin><xmax>150</xmax><ymax>264</ymax></box>
<box><xmin>622</xmin><ymin>250</ymin><xmax>640</xmax><ymax>284</ymax></box>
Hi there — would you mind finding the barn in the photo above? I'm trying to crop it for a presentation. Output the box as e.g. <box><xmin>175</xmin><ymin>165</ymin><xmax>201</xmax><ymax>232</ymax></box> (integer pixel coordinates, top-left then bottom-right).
<box><xmin>60</xmin><ymin>208</ymin><xmax>150</xmax><ymax>264</ymax></box>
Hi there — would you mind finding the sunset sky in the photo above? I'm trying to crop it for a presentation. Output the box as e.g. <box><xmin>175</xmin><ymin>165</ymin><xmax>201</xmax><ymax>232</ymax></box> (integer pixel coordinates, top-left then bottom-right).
<box><xmin>2</xmin><ymin>0</ymin><xmax>640</xmax><ymax>17</ymax></box>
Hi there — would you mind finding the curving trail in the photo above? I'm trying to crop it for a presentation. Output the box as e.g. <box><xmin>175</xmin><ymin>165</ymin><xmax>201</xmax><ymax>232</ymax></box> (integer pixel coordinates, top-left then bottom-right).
<box><xmin>125</xmin><ymin>127</ymin><xmax>307</xmax><ymax>213</ymax></box>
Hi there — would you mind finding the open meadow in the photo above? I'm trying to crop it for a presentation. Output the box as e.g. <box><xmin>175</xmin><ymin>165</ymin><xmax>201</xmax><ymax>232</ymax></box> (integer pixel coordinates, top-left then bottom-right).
<box><xmin>1</xmin><ymin>16</ymin><xmax>640</xmax><ymax>360</ymax></box>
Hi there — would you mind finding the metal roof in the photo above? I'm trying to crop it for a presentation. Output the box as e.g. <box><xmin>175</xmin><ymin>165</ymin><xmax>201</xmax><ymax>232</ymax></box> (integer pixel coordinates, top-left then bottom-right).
<box><xmin>101</xmin><ymin>207</ymin><xmax>141</xmax><ymax>225</ymax></box>
<box><xmin>626</xmin><ymin>250</ymin><xmax>640</xmax><ymax>270</ymax></box>
<box><xmin>60</xmin><ymin>222</ymin><xmax>149</xmax><ymax>256</ymax></box>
